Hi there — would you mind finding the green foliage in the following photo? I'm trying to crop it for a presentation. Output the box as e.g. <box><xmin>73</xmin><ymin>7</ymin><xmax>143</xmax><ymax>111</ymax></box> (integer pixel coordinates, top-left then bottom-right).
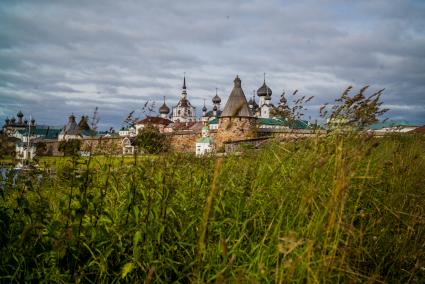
<box><xmin>58</xmin><ymin>139</ymin><xmax>81</xmax><ymax>156</ymax></box>
<box><xmin>35</xmin><ymin>141</ymin><xmax>47</xmax><ymax>156</ymax></box>
<box><xmin>0</xmin><ymin>133</ymin><xmax>15</xmax><ymax>159</ymax></box>
<box><xmin>272</xmin><ymin>90</ymin><xmax>314</xmax><ymax>128</ymax></box>
<box><xmin>135</xmin><ymin>125</ymin><xmax>168</xmax><ymax>154</ymax></box>
<box><xmin>0</xmin><ymin>134</ymin><xmax>424</xmax><ymax>282</ymax></box>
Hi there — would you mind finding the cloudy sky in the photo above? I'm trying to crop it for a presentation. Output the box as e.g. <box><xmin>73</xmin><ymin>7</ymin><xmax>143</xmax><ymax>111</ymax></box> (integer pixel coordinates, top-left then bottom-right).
<box><xmin>1</xmin><ymin>0</ymin><xmax>424</xmax><ymax>129</ymax></box>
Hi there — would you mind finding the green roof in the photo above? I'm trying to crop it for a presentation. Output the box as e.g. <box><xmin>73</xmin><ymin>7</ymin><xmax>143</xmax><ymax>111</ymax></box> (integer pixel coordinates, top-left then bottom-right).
<box><xmin>369</xmin><ymin>120</ymin><xmax>417</xmax><ymax>130</ymax></box>
<box><xmin>196</xmin><ymin>137</ymin><xmax>213</xmax><ymax>143</ymax></box>
<box><xmin>257</xmin><ymin>118</ymin><xmax>286</xmax><ymax>126</ymax></box>
<box><xmin>208</xmin><ymin>118</ymin><xmax>219</xmax><ymax>125</ymax></box>
<box><xmin>257</xmin><ymin>118</ymin><xmax>310</xmax><ymax>129</ymax></box>
<box><xmin>207</xmin><ymin>117</ymin><xmax>310</xmax><ymax>129</ymax></box>
<box><xmin>17</xmin><ymin>128</ymin><xmax>61</xmax><ymax>139</ymax></box>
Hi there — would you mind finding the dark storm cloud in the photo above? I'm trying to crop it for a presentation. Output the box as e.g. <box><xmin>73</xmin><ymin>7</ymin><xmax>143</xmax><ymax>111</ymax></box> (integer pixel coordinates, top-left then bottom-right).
<box><xmin>1</xmin><ymin>0</ymin><xmax>424</xmax><ymax>129</ymax></box>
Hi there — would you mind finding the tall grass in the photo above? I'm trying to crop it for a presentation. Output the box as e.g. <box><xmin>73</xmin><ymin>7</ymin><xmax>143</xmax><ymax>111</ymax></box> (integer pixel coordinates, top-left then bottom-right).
<box><xmin>0</xmin><ymin>134</ymin><xmax>424</xmax><ymax>283</ymax></box>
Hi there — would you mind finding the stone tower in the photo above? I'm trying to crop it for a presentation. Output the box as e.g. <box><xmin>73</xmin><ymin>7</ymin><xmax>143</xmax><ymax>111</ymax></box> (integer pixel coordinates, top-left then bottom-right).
<box><xmin>215</xmin><ymin>76</ymin><xmax>256</xmax><ymax>147</ymax></box>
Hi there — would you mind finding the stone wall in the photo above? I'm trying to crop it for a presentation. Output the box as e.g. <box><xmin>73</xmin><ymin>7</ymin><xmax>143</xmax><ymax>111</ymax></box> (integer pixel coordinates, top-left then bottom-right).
<box><xmin>42</xmin><ymin>137</ymin><xmax>123</xmax><ymax>156</ymax></box>
<box><xmin>43</xmin><ymin>140</ymin><xmax>61</xmax><ymax>156</ymax></box>
<box><xmin>167</xmin><ymin>131</ymin><xmax>201</xmax><ymax>153</ymax></box>
<box><xmin>80</xmin><ymin>137</ymin><xmax>123</xmax><ymax>155</ymax></box>
<box><xmin>215</xmin><ymin>117</ymin><xmax>256</xmax><ymax>148</ymax></box>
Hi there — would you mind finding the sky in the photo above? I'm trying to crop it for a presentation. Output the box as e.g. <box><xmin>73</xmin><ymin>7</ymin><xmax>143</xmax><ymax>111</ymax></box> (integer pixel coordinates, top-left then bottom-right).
<box><xmin>1</xmin><ymin>0</ymin><xmax>424</xmax><ymax>130</ymax></box>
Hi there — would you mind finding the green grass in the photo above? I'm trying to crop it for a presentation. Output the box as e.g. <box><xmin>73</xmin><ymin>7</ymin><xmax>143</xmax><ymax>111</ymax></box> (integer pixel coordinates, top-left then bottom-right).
<box><xmin>0</xmin><ymin>156</ymin><xmax>13</xmax><ymax>164</ymax></box>
<box><xmin>1</xmin><ymin>133</ymin><xmax>424</xmax><ymax>283</ymax></box>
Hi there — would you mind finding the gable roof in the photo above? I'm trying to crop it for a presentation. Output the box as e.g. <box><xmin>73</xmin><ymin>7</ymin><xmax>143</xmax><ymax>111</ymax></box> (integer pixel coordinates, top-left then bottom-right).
<box><xmin>136</xmin><ymin>116</ymin><xmax>172</xmax><ymax>126</ymax></box>
<box><xmin>410</xmin><ymin>125</ymin><xmax>425</xmax><ymax>133</ymax></box>
<box><xmin>220</xmin><ymin>76</ymin><xmax>252</xmax><ymax>118</ymax></box>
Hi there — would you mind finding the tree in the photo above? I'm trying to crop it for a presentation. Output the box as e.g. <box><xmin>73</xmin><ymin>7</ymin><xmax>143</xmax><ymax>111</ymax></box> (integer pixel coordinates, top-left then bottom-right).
<box><xmin>321</xmin><ymin>86</ymin><xmax>389</xmax><ymax>130</ymax></box>
<box><xmin>272</xmin><ymin>90</ymin><xmax>314</xmax><ymax>128</ymax></box>
<box><xmin>35</xmin><ymin>141</ymin><xmax>47</xmax><ymax>156</ymax></box>
<box><xmin>0</xmin><ymin>132</ymin><xmax>16</xmax><ymax>159</ymax></box>
<box><xmin>58</xmin><ymin>139</ymin><xmax>81</xmax><ymax>156</ymax></box>
<box><xmin>135</xmin><ymin>125</ymin><xmax>168</xmax><ymax>154</ymax></box>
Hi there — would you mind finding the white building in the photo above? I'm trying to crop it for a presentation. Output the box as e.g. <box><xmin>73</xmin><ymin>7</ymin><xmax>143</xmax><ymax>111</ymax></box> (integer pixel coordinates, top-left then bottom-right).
<box><xmin>15</xmin><ymin>142</ymin><xmax>36</xmax><ymax>161</ymax></box>
<box><xmin>256</xmin><ymin>76</ymin><xmax>274</xmax><ymax>118</ymax></box>
<box><xmin>118</xmin><ymin>126</ymin><xmax>136</xmax><ymax>137</ymax></box>
<box><xmin>122</xmin><ymin>137</ymin><xmax>135</xmax><ymax>155</ymax></box>
<box><xmin>171</xmin><ymin>76</ymin><xmax>196</xmax><ymax>122</ymax></box>
<box><xmin>196</xmin><ymin>126</ymin><xmax>214</xmax><ymax>156</ymax></box>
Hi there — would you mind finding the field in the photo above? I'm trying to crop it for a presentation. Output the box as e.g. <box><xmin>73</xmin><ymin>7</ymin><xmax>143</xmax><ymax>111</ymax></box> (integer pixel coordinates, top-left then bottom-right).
<box><xmin>1</xmin><ymin>133</ymin><xmax>424</xmax><ymax>283</ymax></box>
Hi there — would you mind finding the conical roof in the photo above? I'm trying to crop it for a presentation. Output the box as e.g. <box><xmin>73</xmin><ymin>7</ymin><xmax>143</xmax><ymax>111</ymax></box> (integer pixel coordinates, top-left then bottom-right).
<box><xmin>220</xmin><ymin>76</ymin><xmax>252</xmax><ymax>117</ymax></box>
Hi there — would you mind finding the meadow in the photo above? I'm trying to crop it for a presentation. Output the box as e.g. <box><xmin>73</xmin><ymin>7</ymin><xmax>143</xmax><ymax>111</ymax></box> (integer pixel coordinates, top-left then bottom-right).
<box><xmin>0</xmin><ymin>133</ymin><xmax>424</xmax><ymax>283</ymax></box>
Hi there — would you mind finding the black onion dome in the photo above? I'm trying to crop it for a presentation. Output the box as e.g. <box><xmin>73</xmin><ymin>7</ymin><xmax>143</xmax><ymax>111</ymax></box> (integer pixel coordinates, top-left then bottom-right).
<box><xmin>31</xmin><ymin>118</ymin><xmax>35</xmax><ymax>124</ymax></box>
<box><xmin>213</xmin><ymin>105</ymin><xmax>218</xmax><ymax>111</ymax></box>
<box><xmin>248</xmin><ymin>98</ymin><xmax>253</xmax><ymax>105</ymax></box>
<box><xmin>212</xmin><ymin>94</ymin><xmax>221</xmax><ymax>104</ymax></box>
<box><xmin>5</xmin><ymin>118</ymin><xmax>10</xmax><ymax>124</ymax></box>
<box><xmin>17</xmin><ymin>110</ymin><xmax>24</xmax><ymax>118</ymax></box>
<box><xmin>159</xmin><ymin>103</ymin><xmax>170</xmax><ymax>114</ymax></box>
<box><xmin>202</xmin><ymin>105</ymin><xmax>207</xmax><ymax>112</ymax></box>
<box><xmin>257</xmin><ymin>81</ymin><xmax>272</xmax><ymax>97</ymax></box>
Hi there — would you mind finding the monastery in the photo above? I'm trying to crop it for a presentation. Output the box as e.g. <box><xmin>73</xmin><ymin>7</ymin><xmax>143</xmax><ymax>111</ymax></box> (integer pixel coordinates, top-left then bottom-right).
<box><xmin>2</xmin><ymin>75</ymin><xmax>316</xmax><ymax>158</ymax></box>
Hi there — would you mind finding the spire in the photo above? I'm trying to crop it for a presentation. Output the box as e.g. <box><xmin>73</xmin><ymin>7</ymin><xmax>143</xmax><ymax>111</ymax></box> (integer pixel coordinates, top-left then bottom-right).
<box><xmin>183</xmin><ymin>72</ymin><xmax>186</xmax><ymax>89</ymax></box>
<box><xmin>202</xmin><ymin>99</ymin><xmax>207</xmax><ymax>112</ymax></box>
<box><xmin>181</xmin><ymin>73</ymin><xmax>187</xmax><ymax>97</ymax></box>
<box><xmin>263</xmin><ymin>72</ymin><xmax>266</xmax><ymax>83</ymax></box>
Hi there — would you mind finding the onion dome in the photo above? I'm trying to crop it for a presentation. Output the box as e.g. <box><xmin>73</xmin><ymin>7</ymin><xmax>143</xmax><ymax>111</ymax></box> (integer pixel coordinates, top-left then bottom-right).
<box><xmin>24</xmin><ymin>119</ymin><xmax>28</xmax><ymax>125</ymax></box>
<box><xmin>159</xmin><ymin>96</ymin><xmax>170</xmax><ymax>114</ymax></box>
<box><xmin>248</xmin><ymin>97</ymin><xmax>253</xmax><ymax>106</ymax></box>
<box><xmin>17</xmin><ymin>110</ymin><xmax>24</xmax><ymax>118</ymax></box>
<box><xmin>257</xmin><ymin>81</ymin><xmax>272</xmax><ymax>97</ymax></box>
<box><xmin>252</xmin><ymin>99</ymin><xmax>259</xmax><ymax>109</ymax></box>
<box><xmin>212</xmin><ymin>94</ymin><xmax>221</xmax><ymax>104</ymax></box>
<box><xmin>11</xmin><ymin>118</ymin><xmax>16</xmax><ymax>123</ymax></box>
<box><xmin>212</xmin><ymin>88</ymin><xmax>221</xmax><ymax>104</ymax></box>
<box><xmin>202</xmin><ymin>105</ymin><xmax>207</xmax><ymax>112</ymax></box>
<box><xmin>5</xmin><ymin>118</ymin><xmax>10</xmax><ymax>124</ymax></box>
<box><xmin>31</xmin><ymin>118</ymin><xmax>35</xmax><ymax>125</ymax></box>
<box><xmin>213</xmin><ymin>105</ymin><xmax>218</xmax><ymax>111</ymax></box>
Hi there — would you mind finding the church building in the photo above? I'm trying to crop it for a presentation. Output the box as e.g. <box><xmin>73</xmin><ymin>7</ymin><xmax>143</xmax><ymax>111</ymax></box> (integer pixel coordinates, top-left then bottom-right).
<box><xmin>171</xmin><ymin>76</ymin><xmax>196</xmax><ymax>122</ymax></box>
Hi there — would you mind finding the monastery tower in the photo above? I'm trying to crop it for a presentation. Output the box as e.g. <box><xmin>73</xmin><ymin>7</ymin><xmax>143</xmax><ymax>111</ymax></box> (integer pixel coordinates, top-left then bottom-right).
<box><xmin>215</xmin><ymin>76</ymin><xmax>256</xmax><ymax>147</ymax></box>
